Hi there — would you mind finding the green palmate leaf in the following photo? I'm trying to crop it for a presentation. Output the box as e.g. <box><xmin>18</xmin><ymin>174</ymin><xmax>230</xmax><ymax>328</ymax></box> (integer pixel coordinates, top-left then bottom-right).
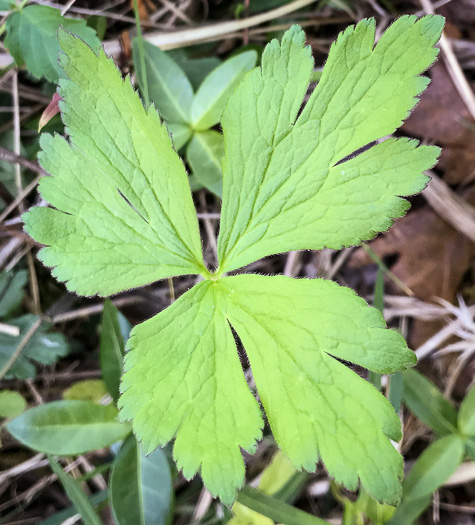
<box><xmin>186</xmin><ymin>130</ymin><xmax>224</xmax><ymax>197</ymax></box>
<box><xmin>190</xmin><ymin>50</ymin><xmax>257</xmax><ymax>130</ymax></box>
<box><xmin>119</xmin><ymin>280</ymin><xmax>263</xmax><ymax>505</ymax></box>
<box><xmin>217</xmin><ymin>17</ymin><xmax>443</xmax><ymax>273</ymax></box>
<box><xmin>5</xmin><ymin>5</ymin><xmax>100</xmax><ymax>82</ymax></box>
<box><xmin>23</xmin><ymin>30</ymin><xmax>206</xmax><ymax>297</ymax></box>
<box><xmin>110</xmin><ymin>435</ymin><xmax>173</xmax><ymax>525</ymax></box>
<box><xmin>25</xmin><ymin>18</ymin><xmax>444</xmax><ymax>506</ymax></box>
<box><xmin>120</xmin><ymin>275</ymin><xmax>414</xmax><ymax>504</ymax></box>
<box><xmin>7</xmin><ymin>400</ymin><xmax>131</xmax><ymax>454</ymax></box>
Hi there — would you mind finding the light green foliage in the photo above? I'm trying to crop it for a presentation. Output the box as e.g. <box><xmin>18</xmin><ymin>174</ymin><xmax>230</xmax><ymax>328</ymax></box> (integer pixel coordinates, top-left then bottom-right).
<box><xmin>190</xmin><ymin>51</ymin><xmax>258</xmax><ymax>130</ymax></box>
<box><xmin>230</xmin><ymin>451</ymin><xmax>297</xmax><ymax>524</ymax></box>
<box><xmin>134</xmin><ymin>41</ymin><xmax>257</xmax><ymax>194</ymax></box>
<box><xmin>0</xmin><ymin>315</ymin><xmax>69</xmax><ymax>379</ymax></box>
<box><xmin>5</xmin><ymin>5</ymin><xmax>100</xmax><ymax>82</ymax></box>
<box><xmin>217</xmin><ymin>18</ymin><xmax>442</xmax><ymax>273</ymax></box>
<box><xmin>0</xmin><ymin>390</ymin><xmax>27</xmax><ymax>418</ymax></box>
<box><xmin>24</xmin><ymin>18</ymin><xmax>443</xmax><ymax>505</ymax></box>
<box><xmin>23</xmin><ymin>31</ymin><xmax>206</xmax><ymax>297</ymax></box>
<box><xmin>110</xmin><ymin>435</ymin><xmax>173</xmax><ymax>525</ymax></box>
<box><xmin>459</xmin><ymin>385</ymin><xmax>475</xmax><ymax>436</ymax></box>
<box><xmin>7</xmin><ymin>400</ymin><xmax>131</xmax><ymax>454</ymax></box>
<box><xmin>119</xmin><ymin>280</ymin><xmax>264</xmax><ymax>504</ymax></box>
<box><xmin>63</xmin><ymin>379</ymin><xmax>109</xmax><ymax>403</ymax></box>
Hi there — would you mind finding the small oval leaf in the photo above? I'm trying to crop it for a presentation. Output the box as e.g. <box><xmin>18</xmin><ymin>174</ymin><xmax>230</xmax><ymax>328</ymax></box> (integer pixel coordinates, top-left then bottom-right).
<box><xmin>7</xmin><ymin>400</ymin><xmax>130</xmax><ymax>454</ymax></box>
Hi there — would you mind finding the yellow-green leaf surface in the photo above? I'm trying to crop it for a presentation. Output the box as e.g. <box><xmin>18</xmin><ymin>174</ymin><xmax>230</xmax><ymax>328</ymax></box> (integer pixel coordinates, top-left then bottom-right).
<box><xmin>120</xmin><ymin>275</ymin><xmax>415</xmax><ymax>504</ymax></box>
<box><xmin>24</xmin><ymin>19</ymin><xmax>443</xmax><ymax>506</ymax></box>
<box><xmin>119</xmin><ymin>280</ymin><xmax>263</xmax><ymax>505</ymax></box>
<box><xmin>23</xmin><ymin>31</ymin><xmax>205</xmax><ymax>296</ymax></box>
<box><xmin>217</xmin><ymin>17</ymin><xmax>444</xmax><ymax>273</ymax></box>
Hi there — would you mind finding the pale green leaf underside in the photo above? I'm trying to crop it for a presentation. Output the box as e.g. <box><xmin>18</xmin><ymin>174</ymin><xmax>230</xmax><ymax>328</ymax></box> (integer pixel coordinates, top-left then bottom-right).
<box><xmin>23</xmin><ymin>31</ymin><xmax>205</xmax><ymax>296</ymax></box>
<box><xmin>119</xmin><ymin>280</ymin><xmax>263</xmax><ymax>505</ymax></box>
<box><xmin>217</xmin><ymin>16</ymin><xmax>444</xmax><ymax>273</ymax></box>
<box><xmin>134</xmin><ymin>40</ymin><xmax>194</xmax><ymax>124</ymax></box>
<box><xmin>190</xmin><ymin>50</ymin><xmax>258</xmax><ymax>130</ymax></box>
<box><xmin>120</xmin><ymin>275</ymin><xmax>414</xmax><ymax>504</ymax></box>
<box><xmin>187</xmin><ymin>130</ymin><xmax>224</xmax><ymax>197</ymax></box>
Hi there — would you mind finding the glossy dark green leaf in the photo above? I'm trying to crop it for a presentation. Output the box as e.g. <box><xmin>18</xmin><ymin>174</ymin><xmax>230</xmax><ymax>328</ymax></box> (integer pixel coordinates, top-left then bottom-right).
<box><xmin>7</xmin><ymin>400</ymin><xmax>131</xmax><ymax>454</ymax></box>
<box><xmin>403</xmin><ymin>369</ymin><xmax>458</xmax><ymax>435</ymax></box>
<box><xmin>110</xmin><ymin>435</ymin><xmax>173</xmax><ymax>525</ymax></box>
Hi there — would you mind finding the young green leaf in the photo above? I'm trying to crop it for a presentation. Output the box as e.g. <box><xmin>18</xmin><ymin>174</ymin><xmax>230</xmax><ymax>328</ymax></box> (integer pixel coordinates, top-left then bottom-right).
<box><xmin>24</xmin><ymin>18</ymin><xmax>443</xmax><ymax>506</ymax></box>
<box><xmin>0</xmin><ymin>390</ymin><xmax>27</xmax><ymax>418</ymax></box>
<box><xmin>217</xmin><ymin>18</ymin><xmax>443</xmax><ymax>273</ymax></box>
<box><xmin>190</xmin><ymin>50</ymin><xmax>257</xmax><ymax>130</ymax></box>
<box><xmin>5</xmin><ymin>5</ymin><xmax>100</xmax><ymax>82</ymax></box>
<box><xmin>119</xmin><ymin>280</ymin><xmax>263</xmax><ymax>505</ymax></box>
<box><xmin>120</xmin><ymin>275</ymin><xmax>414</xmax><ymax>504</ymax></box>
<box><xmin>186</xmin><ymin>130</ymin><xmax>224</xmax><ymax>197</ymax></box>
<box><xmin>110</xmin><ymin>435</ymin><xmax>174</xmax><ymax>525</ymax></box>
<box><xmin>134</xmin><ymin>41</ymin><xmax>194</xmax><ymax>124</ymax></box>
<box><xmin>7</xmin><ymin>400</ymin><xmax>131</xmax><ymax>454</ymax></box>
<box><xmin>23</xmin><ymin>30</ymin><xmax>206</xmax><ymax>297</ymax></box>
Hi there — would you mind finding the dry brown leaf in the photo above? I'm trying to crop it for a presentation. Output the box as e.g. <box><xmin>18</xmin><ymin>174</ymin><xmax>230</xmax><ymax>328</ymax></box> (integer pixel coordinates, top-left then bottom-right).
<box><xmin>349</xmin><ymin>187</ymin><xmax>475</xmax><ymax>347</ymax></box>
<box><xmin>401</xmin><ymin>62</ymin><xmax>475</xmax><ymax>185</ymax></box>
